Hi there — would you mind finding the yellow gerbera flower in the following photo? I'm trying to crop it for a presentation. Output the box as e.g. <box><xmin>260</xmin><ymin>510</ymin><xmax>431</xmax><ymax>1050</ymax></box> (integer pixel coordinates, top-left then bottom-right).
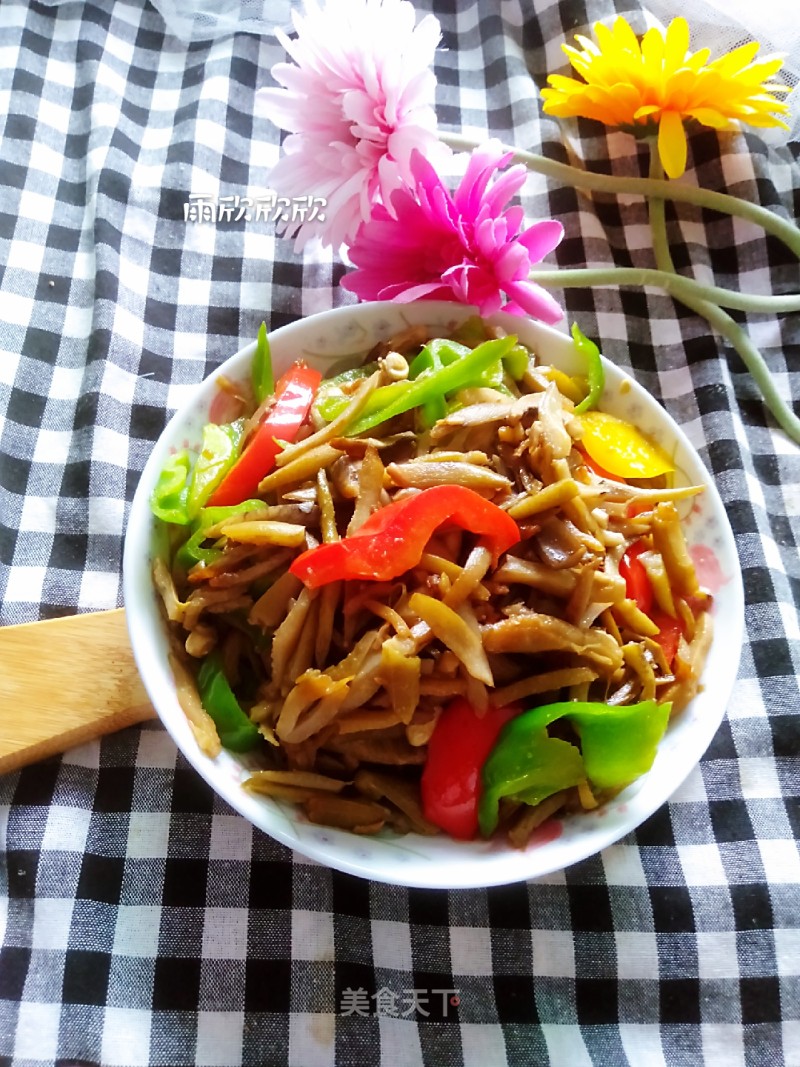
<box><xmin>541</xmin><ymin>15</ymin><xmax>790</xmax><ymax>178</ymax></box>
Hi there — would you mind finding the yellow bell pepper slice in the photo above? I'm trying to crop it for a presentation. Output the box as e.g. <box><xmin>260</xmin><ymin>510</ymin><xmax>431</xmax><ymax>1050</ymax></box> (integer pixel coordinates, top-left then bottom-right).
<box><xmin>543</xmin><ymin>367</ymin><xmax>586</xmax><ymax>404</ymax></box>
<box><xmin>579</xmin><ymin>410</ymin><xmax>674</xmax><ymax>479</ymax></box>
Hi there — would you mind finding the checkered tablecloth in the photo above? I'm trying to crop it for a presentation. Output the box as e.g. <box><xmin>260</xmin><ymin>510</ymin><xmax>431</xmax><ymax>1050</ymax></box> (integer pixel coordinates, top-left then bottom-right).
<box><xmin>1</xmin><ymin>1</ymin><xmax>798</xmax><ymax>1064</ymax></box>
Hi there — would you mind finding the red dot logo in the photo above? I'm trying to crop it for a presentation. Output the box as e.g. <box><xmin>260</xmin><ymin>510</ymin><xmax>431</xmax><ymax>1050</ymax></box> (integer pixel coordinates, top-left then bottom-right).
<box><xmin>450</xmin><ymin>995</ymin><xmax>460</xmax><ymax>1007</ymax></box>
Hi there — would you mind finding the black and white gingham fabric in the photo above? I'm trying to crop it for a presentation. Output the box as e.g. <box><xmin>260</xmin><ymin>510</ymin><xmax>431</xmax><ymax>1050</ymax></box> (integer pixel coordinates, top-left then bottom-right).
<box><xmin>1</xmin><ymin>1</ymin><xmax>798</xmax><ymax>1064</ymax></box>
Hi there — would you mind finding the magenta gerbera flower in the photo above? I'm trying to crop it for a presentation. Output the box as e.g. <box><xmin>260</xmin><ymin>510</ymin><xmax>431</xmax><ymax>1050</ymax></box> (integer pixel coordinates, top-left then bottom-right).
<box><xmin>258</xmin><ymin>0</ymin><xmax>445</xmax><ymax>251</ymax></box>
<box><xmin>341</xmin><ymin>141</ymin><xmax>565</xmax><ymax>323</ymax></box>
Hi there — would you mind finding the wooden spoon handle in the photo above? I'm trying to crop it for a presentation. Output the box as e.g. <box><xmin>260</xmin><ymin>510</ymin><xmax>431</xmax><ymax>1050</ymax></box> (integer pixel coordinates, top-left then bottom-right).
<box><xmin>0</xmin><ymin>608</ymin><xmax>156</xmax><ymax>774</ymax></box>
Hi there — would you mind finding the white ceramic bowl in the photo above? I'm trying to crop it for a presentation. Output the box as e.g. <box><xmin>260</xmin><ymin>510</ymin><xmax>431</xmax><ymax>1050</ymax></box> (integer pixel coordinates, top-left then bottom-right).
<box><xmin>123</xmin><ymin>301</ymin><xmax>744</xmax><ymax>889</ymax></box>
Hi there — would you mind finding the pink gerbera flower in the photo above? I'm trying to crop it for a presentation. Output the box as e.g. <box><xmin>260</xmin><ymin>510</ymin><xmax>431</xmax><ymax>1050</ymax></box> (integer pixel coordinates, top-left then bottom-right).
<box><xmin>258</xmin><ymin>0</ymin><xmax>445</xmax><ymax>251</ymax></box>
<box><xmin>342</xmin><ymin>141</ymin><xmax>565</xmax><ymax>323</ymax></box>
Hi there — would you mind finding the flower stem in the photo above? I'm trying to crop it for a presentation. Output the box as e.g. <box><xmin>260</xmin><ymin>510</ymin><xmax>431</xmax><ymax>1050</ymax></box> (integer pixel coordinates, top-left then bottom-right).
<box><xmin>645</xmin><ymin>151</ymin><xmax>800</xmax><ymax>443</ymax></box>
<box><xmin>675</xmin><ymin>295</ymin><xmax>800</xmax><ymax>441</ymax></box>
<box><xmin>647</xmin><ymin>149</ymin><xmax>677</xmax><ymax>275</ymax></box>
<box><xmin>528</xmin><ymin>267</ymin><xmax>800</xmax><ymax>315</ymax></box>
<box><xmin>441</xmin><ymin>131</ymin><xmax>800</xmax><ymax>260</ymax></box>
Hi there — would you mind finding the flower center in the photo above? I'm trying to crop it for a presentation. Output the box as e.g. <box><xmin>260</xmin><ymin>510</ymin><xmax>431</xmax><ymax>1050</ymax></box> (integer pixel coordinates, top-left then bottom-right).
<box><xmin>423</xmin><ymin>237</ymin><xmax>464</xmax><ymax>278</ymax></box>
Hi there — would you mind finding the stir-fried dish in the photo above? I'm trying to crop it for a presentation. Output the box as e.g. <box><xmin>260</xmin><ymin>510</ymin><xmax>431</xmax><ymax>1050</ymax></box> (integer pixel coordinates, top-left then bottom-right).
<box><xmin>150</xmin><ymin>316</ymin><xmax>713</xmax><ymax>847</ymax></box>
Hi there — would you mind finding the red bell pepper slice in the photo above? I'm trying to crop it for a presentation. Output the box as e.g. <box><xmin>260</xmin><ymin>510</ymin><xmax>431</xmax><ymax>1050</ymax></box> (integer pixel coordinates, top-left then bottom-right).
<box><xmin>208</xmin><ymin>361</ymin><xmax>322</xmax><ymax>507</ymax></box>
<box><xmin>420</xmin><ymin>697</ymin><xmax>520</xmax><ymax>840</ymax></box>
<box><xmin>650</xmin><ymin>608</ymin><xmax>683</xmax><ymax>664</ymax></box>
<box><xmin>289</xmin><ymin>485</ymin><xmax>520</xmax><ymax>588</ymax></box>
<box><xmin>619</xmin><ymin>542</ymin><xmax>654</xmax><ymax>616</ymax></box>
<box><xmin>620</xmin><ymin>542</ymin><xmax>684</xmax><ymax>664</ymax></box>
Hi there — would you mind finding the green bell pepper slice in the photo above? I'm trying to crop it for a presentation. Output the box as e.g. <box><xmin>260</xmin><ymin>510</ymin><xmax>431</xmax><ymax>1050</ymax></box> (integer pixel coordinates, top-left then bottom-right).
<box><xmin>450</xmin><ymin>315</ymin><xmax>528</xmax><ymax>381</ymax></box>
<box><xmin>175</xmin><ymin>498</ymin><xmax>265</xmax><ymax>570</ymax></box>
<box><xmin>478</xmin><ymin>698</ymin><xmax>671</xmax><ymax>837</ymax></box>
<box><xmin>502</xmin><ymin>343</ymin><xmax>530</xmax><ymax>381</ymax></box>
<box><xmin>567</xmin><ymin>698</ymin><xmax>672</xmax><ymax>788</ymax></box>
<box><xmin>408</xmin><ymin>338</ymin><xmax>471</xmax><ymax>426</ymax></box>
<box><xmin>408</xmin><ymin>337</ymin><xmax>470</xmax><ymax>377</ymax></box>
<box><xmin>151</xmin><ymin>419</ymin><xmax>245</xmax><ymax>526</ymax></box>
<box><xmin>314</xmin><ymin>334</ymin><xmax>521</xmax><ymax>431</ymax></box>
<box><xmin>312</xmin><ymin>362</ymin><xmax>378</xmax><ymax>422</ymax></box>
<box><xmin>346</xmin><ymin>334</ymin><xmax>519</xmax><ymax>435</ymax></box>
<box><xmin>186</xmin><ymin>419</ymin><xmax>245</xmax><ymax>520</ymax></box>
<box><xmin>150</xmin><ymin>450</ymin><xmax>195</xmax><ymax>525</ymax></box>
<box><xmin>251</xmin><ymin>321</ymin><xmax>274</xmax><ymax>405</ymax></box>
<box><xmin>571</xmin><ymin>323</ymin><xmax>605</xmax><ymax>414</ymax></box>
<box><xmin>196</xmin><ymin>650</ymin><xmax>260</xmax><ymax>752</ymax></box>
<box><xmin>409</xmin><ymin>337</ymin><xmax>512</xmax><ymax>403</ymax></box>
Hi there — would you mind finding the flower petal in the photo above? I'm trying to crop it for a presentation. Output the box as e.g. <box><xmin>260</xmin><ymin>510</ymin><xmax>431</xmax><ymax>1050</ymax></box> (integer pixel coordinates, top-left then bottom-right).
<box><xmin>542</xmin><ymin>15</ymin><xmax>789</xmax><ymax>146</ymax></box>
<box><xmin>685</xmin><ymin>107</ymin><xmax>731</xmax><ymax>129</ymax></box>
<box><xmin>641</xmin><ymin>26</ymin><xmax>665</xmax><ymax>70</ymax></box>
<box><xmin>343</xmin><ymin>143</ymin><xmax>564</xmax><ymax>325</ymax></box>
<box><xmin>634</xmin><ymin>104</ymin><xmax>661</xmax><ymax>121</ymax></box>
<box><xmin>517</xmin><ymin>219</ymin><xmax>565</xmax><ymax>261</ymax></box>
<box><xmin>453</xmin><ymin>140</ymin><xmax>513</xmax><ymax>216</ymax></box>
<box><xmin>611</xmin><ymin>15</ymin><xmax>642</xmax><ymax>59</ymax></box>
<box><xmin>261</xmin><ymin>0</ymin><xmax>444</xmax><ymax>249</ymax></box>
<box><xmin>663</xmin><ymin>18</ymin><xmax>690</xmax><ymax>72</ymax></box>
<box><xmin>658</xmin><ymin>111</ymin><xmax>688</xmax><ymax>178</ymax></box>
<box><xmin>504</xmin><ymin>280</ymin><xmax>565</xmax><ymax>325</ymax></box>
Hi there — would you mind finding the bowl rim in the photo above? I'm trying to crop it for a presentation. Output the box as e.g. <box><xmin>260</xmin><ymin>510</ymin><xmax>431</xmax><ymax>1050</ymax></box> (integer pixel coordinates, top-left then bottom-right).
<box><xmin>122</xmin><ymin>300</ymin><xmax>745</xmax><ymax>889</ymax></box>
